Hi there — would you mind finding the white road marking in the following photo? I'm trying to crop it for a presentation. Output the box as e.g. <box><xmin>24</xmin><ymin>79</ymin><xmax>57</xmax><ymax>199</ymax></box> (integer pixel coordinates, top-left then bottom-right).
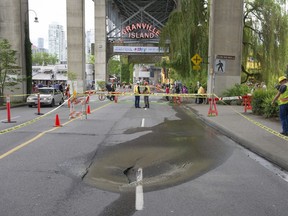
<box><xmin>135</xmin><ymin>168</ymin><xmax>144</xmax><ymax>211</ymax></box>
<box><xmin>0</xmin><ymin>116</ymin><xmax>20</xmax><ymax>122</ymax></box>
<box><xmin>141</xmin><ymin>118</ymin><xmax>145</xmax><ymax>127</ymax></box>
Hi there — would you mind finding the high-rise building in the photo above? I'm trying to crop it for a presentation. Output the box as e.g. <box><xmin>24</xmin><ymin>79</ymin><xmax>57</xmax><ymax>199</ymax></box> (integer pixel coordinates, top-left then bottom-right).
<box><xmin>48</xmin><ymin>23</ymin><xmax>66</xmax><ymax>63</ymax></box>
<box><xmin>37</xmin><ymin>37</ymin><xmax>44</xmax><ymax>49</ymax></box>
<box><xmin>86</xmin><ymin>29</ymin><xmax>95</xmax><ymax>55</ymax></box>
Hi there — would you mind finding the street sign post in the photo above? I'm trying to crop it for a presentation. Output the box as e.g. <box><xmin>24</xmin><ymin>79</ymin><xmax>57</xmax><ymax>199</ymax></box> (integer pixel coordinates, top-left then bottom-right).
<box><xmin>191</xmin><ymin>54</ymin><xmax>202</xmax><ymax>65</ymax></box>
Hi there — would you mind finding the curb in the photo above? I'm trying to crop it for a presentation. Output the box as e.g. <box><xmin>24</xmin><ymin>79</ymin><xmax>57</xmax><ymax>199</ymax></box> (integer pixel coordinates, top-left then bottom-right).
<box><xmin>185</xmin><ymin>105</ymin><xmax>288</xmax><ymax>172</ymax></box>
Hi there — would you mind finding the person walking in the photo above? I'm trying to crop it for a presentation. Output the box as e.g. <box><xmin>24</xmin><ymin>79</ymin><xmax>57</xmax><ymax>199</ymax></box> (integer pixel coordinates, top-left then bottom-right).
<box><xmin>65</xmin><ymin>84</ymin><xmax>70</xmax><ymax>99</ymax></box>
<box><xmin>165</xmin><ymin>85</ymin><xmax>170</xmax><ymax>101</ymax></box>
<box><xmin>142</xmin><ymin>82</ymin><xmax>150</xmax><ymax>108</ymax></box>
<box><xmin>134</xmin><ymin>81</ymin><xmax>141</xmax><ymax>108</ymax></box>
<box><xmin>59</xmin><ymin>82</ymin><xmax>64</xmax><ymax>93</ymax></box>
<box><xmin>197</xmin><ymin>84</ymin><xmax>205</xmax><ymax>104</ymax></box>
<box><xmin>272</xmin><ymin>76</ymin><xmax>288</xmax><ymax>136</ymax></box>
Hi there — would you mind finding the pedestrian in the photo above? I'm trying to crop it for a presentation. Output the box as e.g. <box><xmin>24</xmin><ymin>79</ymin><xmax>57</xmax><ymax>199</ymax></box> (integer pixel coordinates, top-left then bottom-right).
<box><xmin>32</xmin><ymin>82</ymin><xmax>37</xmax><ymax>93</ymax></box>
<box><xmin>134</xmin><ymin>81</ymin><xmax>141</xmax><ymax>108</ymax></box>
<box><xmin>142</xmin><ymin>82</ymin><xmax>150</xmax><ymax>108</ymax></box>
<box><xmin>271</xmin><ymin>76</ymin><xmax>288</xmax><ymax>136</ymax></box>
<box><xmin>197</xmin><ymin>84</ymin><xmax>205</xmax><ymax>104</ymax></box>
<box><xmin>38</xmin><ymin>82</ymin><xmax>43</xmax><ymax>88</ymax></box>
<box><xmin>65</xmin><ymin>84</ymin><xmax>70</xmax><ymax>99</ymax></box>
<box><xmin>165</xmin><ymin>85</ymin><xmax>170</xmax><ymax>101</ymax></box>
<box><xmin>59</xmin><ymin>82</ymin><xmax>64</xmax><ymax>93</ymax></box>
<box><xmin>175</xmin><ymin>84</ymin><xmax>180</xmax><ymax>94</ymax></box>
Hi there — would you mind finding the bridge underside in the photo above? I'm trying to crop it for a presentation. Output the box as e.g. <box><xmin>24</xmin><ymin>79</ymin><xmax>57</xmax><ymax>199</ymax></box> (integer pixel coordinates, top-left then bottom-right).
<box><xmin>107</xmin><ymin>0</ymin><xmax>177</xmax><ymax>44</ymax></box>
<box><xmin>106</xmin><ymin>0</ymin><xmax>177</xmax><ymax>65</ymax></box>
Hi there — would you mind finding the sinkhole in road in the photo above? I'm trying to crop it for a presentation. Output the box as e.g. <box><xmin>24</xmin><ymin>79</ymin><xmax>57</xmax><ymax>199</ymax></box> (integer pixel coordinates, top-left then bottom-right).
<box><xmin>83</xmin><ymin>107</ymin><xmax>234</xmax><ymax>193</ymax></box>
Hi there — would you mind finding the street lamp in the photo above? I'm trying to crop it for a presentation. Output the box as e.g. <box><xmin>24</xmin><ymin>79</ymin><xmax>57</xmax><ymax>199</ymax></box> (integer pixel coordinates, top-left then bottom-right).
<box><xmin>25</xmin><ymin>9</ymin><xmax>39</xmax><ymax>94</ymax></box>
<box><xmin>26</xmin><ymin>9</ymin><xmax>39</xmax><ymax>23</ymax></box>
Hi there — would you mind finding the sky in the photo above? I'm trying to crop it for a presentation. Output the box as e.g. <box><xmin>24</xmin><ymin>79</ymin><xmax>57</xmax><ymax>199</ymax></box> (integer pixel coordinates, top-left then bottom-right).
<box><xmin>28</xmin><ymin>0</ymin><xmax>94</xmax><ymax>49</ymax></box>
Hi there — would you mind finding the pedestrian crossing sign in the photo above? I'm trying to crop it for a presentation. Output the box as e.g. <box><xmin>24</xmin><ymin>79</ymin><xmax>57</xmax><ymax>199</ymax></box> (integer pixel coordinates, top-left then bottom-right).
<box><xmin>214</xmin><ymin>59</ymin><xmax>226</xmax><ymax>73</ymax></box>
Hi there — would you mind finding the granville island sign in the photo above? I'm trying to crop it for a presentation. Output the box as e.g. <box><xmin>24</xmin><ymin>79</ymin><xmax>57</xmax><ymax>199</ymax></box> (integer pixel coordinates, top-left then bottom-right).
<box><xmin>122</xmin><ymin>23</ymin><xmax>161</xmax><ymax>39</ymax></box>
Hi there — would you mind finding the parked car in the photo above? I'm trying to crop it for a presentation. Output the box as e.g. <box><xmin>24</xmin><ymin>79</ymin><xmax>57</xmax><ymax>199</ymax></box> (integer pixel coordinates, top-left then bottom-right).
<box><xmin>26</xmin><ymin>87</ymin><xmax>64</xmax><ymax>107</ymax></box>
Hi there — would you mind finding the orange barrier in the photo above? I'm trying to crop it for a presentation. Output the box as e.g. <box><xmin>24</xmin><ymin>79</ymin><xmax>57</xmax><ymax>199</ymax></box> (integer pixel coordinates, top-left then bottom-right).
<box><xmin>36</xmin><ymin>93</ymin><xmax>43</xmax><ymax>115</ymax></box>
<box><xmin>2</xmin><ymin>96</ymin><xmax>16</xmax><ymax>123</ymax></box>
<box><xmin>208</xmin><ymin>97</ymin><xmax>218</xmax><ymax>116</ymax></box>
<box><xmin>69</xmin><ymin>95</ymin><xmax>89</xmax><ymax>119</ymax></box>
<box><xmin>87</xmin><ymin>105</ymin><xmax>91</xmax><ymax>114</ymax></box>
<box><xmin>173</xmin><ymin>96</ymin><xmax>181</xmax><ymax>105</ymax></box>
<box><xmin>242</xmin><ymin>94</ymin><xmax>252</xmax><ymax>112</ymax></box>
<box><xmin>54</xmin><ymin>114</ymin><xmax>62</xmax><ymax>127</ymax></box>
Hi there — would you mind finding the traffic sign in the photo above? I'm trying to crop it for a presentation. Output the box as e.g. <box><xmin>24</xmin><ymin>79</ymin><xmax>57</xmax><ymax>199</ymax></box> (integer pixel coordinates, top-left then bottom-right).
<box><xmin>191</xmin><ymin>54</ymin><xmax>202</xmax><ymax>65</ymax></box>
<box><xmin>214</xmin><ymin>59</ymin><xmax>226</xmax><ymax>73</ymax></box>
<box><xmin>193</xmin><ymin>65</ymin><xmax>201</xmax><ymax>71</ymax></box>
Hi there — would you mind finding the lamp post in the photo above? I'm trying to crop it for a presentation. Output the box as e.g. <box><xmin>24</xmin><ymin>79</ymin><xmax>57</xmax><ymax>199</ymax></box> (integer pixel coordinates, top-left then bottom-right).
<box><xmin>25</xmin><ymin>9</ymin><xmax>39</xmax><ymax>94</ymax></box>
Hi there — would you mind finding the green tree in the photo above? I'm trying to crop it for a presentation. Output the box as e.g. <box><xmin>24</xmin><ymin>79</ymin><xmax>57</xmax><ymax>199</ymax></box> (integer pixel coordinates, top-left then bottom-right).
<box><xmin>242</xmin><ymin>0</ymin><xmax>288</xmax><ymax>85</ymax></box>
<box><xmin>107</xmin><ymin>56</ymin><xmax>121</xmax><ymax>76</ymax></box>
<box><xmin>87</xmin><ymin>54</ymin><xmax>94</xmax><ymax>64</ymax></box>
<box><xmin>159</xmin><ymin>0</ymin><xmax>209</xmax><ymax>85</ymax></box>
<box><xmin>32</xmin><ymin>52</ymin><xmax>58</xmax><ymax>66</ymax></box>
<box><xmin>67</xmin><ymin>71</ymin><xmax>77</xmax><ymax>81</ymax></box>
<box><xmin>160</xmin><ymin>0</ymin><xmax>288</xmax><ymax>88</ymax></box>
<box><xmin>120</xmin><ymin>56</ymin><xmax>133</xmax><ymax>83</ymax></box>
<box><xmin>0</xmin><ymin>39</ymin><xmax>22</xmax><ymax>104</ymax></box>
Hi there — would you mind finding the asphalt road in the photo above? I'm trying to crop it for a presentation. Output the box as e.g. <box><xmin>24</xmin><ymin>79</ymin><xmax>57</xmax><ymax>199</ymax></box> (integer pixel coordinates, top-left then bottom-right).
<box><xmin>0</xmin><ymin>95</ymin><xmax>288</xmax><ymax>216</ymax></box>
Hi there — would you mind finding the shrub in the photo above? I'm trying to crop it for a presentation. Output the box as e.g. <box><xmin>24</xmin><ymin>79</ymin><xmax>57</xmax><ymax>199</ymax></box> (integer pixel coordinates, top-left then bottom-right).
<box><xmin>251</xmin><ymin>90</ymin><xmax>266</xmax><ymax>115</ymax></box>
<box><xmin>251</xmin><ymin>89</ymin><xmax>278</xmax><ymax>117</ymax></box>
<box><xmin>263</xmin><ymin>95</ymin><xmax>279</xmax><ymax>118</ymax></box>
<box><xmin>220</xmin><ymin>84</ymin><xmax>251</xmax><ymax>105</ymax></box>
<box><xmin>221</xmin><ymin>84</ymin><xmax>279</xmax><ymax>118</ymax></box>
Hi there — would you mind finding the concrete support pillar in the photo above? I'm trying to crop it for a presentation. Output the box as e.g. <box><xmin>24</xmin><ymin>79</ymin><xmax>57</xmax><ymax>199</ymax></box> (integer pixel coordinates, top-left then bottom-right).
<box><xmin>94</xmin><ymin>0</ymin><xmax>107</xmax><ymax>88</ymax></box>
<box><xmin>67</xmin><ymin>0</ymin><xmax>86</xmax><ymax>93</ymax></box>
<box><xmin>207</xmin><ymin>0</ymin><xmax>244</xmax><ymax>96</ymax></box>
<box><xmin>0</xmin><ymin>0</ymin><xmax>27</xmax><ymax>97</ymax></box>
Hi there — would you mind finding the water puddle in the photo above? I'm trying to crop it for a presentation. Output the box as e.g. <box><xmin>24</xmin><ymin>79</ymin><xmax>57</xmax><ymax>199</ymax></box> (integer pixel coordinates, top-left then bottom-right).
<box><xmin>83</xmin><ymin>107</ymin><xmax>234</xmax><ymax>193</ymax></box>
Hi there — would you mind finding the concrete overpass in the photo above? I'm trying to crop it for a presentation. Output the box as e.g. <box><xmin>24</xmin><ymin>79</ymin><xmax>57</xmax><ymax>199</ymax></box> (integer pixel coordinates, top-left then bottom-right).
<box><xmin>66</xmin><ymin>0</ymin><xmax>177</xmax><ymax>92</ymax></box>
<box><xmin>0</xmin><ymin>0</ymin><xmax>243</xmax><ymax>96</ymax></box>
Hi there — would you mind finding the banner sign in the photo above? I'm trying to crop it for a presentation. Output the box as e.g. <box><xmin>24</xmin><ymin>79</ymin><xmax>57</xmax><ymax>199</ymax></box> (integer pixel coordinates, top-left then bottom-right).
<box><xmin>113</xmin><ymin>46</ymin><xmax>168</xmax><ymax>53</ymax></box>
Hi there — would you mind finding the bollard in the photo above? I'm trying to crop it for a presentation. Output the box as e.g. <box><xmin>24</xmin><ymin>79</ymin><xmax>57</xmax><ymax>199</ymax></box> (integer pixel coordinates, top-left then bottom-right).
<box><xmin>36</xmin><ymin>93</ymin><xmax>43</xmax><ymax>115</ymax></box>
<box><xmin>2</xmin><ymin>95</ymin><xmax>16</xmax><ymax>123</ymax></box>
<box><xmin>7</xmin><ymin>95</ymin><xmax>11</xmax><ymax>122</ymax></box>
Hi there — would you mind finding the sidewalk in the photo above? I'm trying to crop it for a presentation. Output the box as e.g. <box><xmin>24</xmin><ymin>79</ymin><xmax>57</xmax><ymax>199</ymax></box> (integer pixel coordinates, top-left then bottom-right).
<box><xmin>185</xmin><ymin>103</ymin><xmax>288</xmax><ymax>171</ymax></box>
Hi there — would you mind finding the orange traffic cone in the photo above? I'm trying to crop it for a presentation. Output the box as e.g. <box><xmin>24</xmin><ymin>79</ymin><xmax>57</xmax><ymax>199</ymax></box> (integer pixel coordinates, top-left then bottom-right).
<box><xmin>54</xmin><ymin>114</ymin><xmax>62</xmax><ymax>127</ymax></box>
<box><xmin>87</xmin><ymin>105</ymin><xmax>91</xmax><ymax>114</ymax></box>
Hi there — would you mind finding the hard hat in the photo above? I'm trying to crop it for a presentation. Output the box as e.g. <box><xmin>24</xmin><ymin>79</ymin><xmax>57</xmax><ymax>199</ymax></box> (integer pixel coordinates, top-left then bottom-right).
<box><xmin>136</xmin><ymin>81</ymin><xmax>140</xmax><ymax>84</ymax></box>
<box><xmin>278</xmin><ymin>76</ymin><xmax>287</xmax><ymax>83</ymax></box>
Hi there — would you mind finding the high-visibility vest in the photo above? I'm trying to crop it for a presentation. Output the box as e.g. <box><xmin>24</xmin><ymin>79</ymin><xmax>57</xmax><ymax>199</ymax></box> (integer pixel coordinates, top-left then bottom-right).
<box><xmin>134</xmin><ymin>85</ymin><xmax>140</xmax><ymax>94</ymax></box>
<box><xmin>279</xmin><ymin>83</ymin><xmax>288</xmax><ymax>105</ymax></box>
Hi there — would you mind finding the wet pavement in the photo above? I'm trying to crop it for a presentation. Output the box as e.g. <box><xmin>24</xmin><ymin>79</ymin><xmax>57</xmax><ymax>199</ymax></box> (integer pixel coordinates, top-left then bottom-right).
<box><xmin>83</xmin><ymin>106</ymin><xmax>234</xmax><ymax>193</ymax></box>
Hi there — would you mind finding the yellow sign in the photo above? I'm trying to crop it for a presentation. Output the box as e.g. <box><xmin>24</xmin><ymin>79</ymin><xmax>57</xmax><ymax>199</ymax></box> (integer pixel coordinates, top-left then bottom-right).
<box><xmin>191</xmin><ymin>54</ymin><xmax>202</xmax><ymax>65</ymax></box>
<box><xmin>193</xmin><ymin>65</ymin><xmax>201</xmax><ymax>71</ymax></box>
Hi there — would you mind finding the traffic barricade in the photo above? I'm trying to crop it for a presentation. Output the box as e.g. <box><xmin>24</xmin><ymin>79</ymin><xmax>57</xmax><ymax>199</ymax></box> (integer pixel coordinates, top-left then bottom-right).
<box><xmin>208</xmin><ymin>97</ymin><xmax>219</xmax><ymax>116</ymax></box>
<box><xmin>242</xmin><ymin>94</ymin><xmax>252</xmax><ymax>112</ymax></box>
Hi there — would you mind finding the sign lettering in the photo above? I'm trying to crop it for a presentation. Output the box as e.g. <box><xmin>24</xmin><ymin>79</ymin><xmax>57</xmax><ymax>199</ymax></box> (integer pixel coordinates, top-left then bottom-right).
<box><xmin>122</xmin><ymin>23</ymin><xmax>161</xmax><ymax>39</ymax></box>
